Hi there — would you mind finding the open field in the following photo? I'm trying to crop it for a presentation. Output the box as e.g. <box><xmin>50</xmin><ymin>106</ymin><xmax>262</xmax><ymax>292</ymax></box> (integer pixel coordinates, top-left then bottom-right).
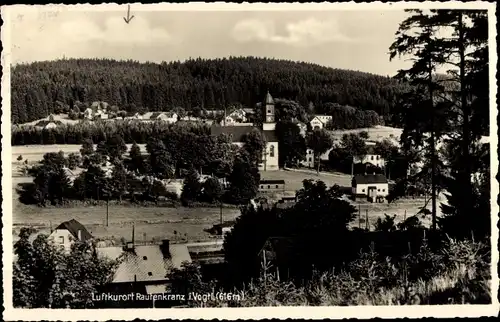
<box><xmin>12</xmin><ymin>144</ymin><xmax>148</xmax><ymax>164</ymax></box>
<box><xmin>13</xmin><ymin>201</ymin><xmax>240</xmax><ymax>245</ymax></box>
<box><xmin>11</xmin><ymin>167</ymin><xmax>438</xmax><ymax>243</ymax></box>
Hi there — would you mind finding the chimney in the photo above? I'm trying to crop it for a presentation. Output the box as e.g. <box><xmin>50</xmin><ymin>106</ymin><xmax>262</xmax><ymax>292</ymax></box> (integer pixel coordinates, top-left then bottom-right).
<box><xmin>126</xmin><ymin>241</ymin><xmax>135</xmax><ymax>251</ymax></box>
<box><xmin>124</xmin><ymin>224</ymin><xmax>136</xmax><ymax>252</ymax></box>
<box><xmin>160</xmin><ymin>239</ymin><xmax>171</xmax><ymax>258</ymax></box>
<box><xmin>77</xmin><ymin>230</ymin><xmax>82</xmax><ymax>241</ymax></box>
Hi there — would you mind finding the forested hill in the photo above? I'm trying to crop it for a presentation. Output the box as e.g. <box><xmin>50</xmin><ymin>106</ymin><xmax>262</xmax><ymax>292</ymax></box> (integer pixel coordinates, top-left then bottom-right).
<box><xmin>11</xmin><ymin>56</ymin><xmax>409</xmax><ymax>124</ymax></box>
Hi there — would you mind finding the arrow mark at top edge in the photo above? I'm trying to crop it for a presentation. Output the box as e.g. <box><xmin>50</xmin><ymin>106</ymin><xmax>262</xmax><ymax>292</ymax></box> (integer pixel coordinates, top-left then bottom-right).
<box><xmin>123</xmin><ymin>4</ymin><xmax>135</xmax><ymax>24</ymax></box>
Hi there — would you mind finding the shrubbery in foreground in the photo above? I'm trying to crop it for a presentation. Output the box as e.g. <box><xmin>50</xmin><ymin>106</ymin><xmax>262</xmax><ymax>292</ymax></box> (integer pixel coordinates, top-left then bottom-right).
<box><xmin>170</xmin><ymin>237</ymin><xmax>490</xmax><ymax>307</ymax></box>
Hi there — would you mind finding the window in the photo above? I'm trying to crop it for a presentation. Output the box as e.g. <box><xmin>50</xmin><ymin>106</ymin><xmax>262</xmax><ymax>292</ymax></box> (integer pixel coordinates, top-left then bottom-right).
<box><xmin>58</xmin><ymin>236</ymin><xmax>64</xmax><ymax>244</ymax></box>
<box><xmin>371</xmin><ymin>156</ymin><xmax>374</xmax><ymax>161</ymax></box>
<box><xmin>143</xmin><ymin>256</ymin><xmax>148</xmax><ymax>260</ymax></box>
<box><xmin>260</xmin><ymin>185</ymin><xmax>263</xmax><ymax>189</ymax></box>
<box><xmin>378</xmin><ymin>189</ymin><xmax>380</xmax><ymax>192</ymax></box>
<box><xmin>362</xmin><ymin>189</ymin><xmax>365</xmax><ymax>192</ymax></box>
<box><xmin>382</xmin><ymin>189</ymin><xmax>385</xmax><ymax>192</ymax></box>
<box><xmin>148</xmin><ymin>272</ymin><xmax>153</xmax><ymax>276</ymax></box>
<box><xmin>267</xmin><ymin>109</ymin><xmax>271</xmax><ymax>114</ymax></box>
<box><xmin>309</xmin><ymin>157</ymin><xmax>312</xmax><ymax>162</ymax></box>
<box><xmin>276</xmin><ymin>185</ymin><xmax>279</xmax><ymax>188</ymax></box>
<box><xmin>269</xmin><ymin>145</ymin><xmax>275</xmax><ymax>157</ymax></box>
<box><xmin>377</xmin><ymin>155</ymin><xmax>380</xmax><ymax>160</ymax></box>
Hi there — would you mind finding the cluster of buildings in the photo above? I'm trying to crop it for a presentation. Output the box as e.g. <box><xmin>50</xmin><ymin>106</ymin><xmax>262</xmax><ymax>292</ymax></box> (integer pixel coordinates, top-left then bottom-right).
<box><xmin>47</xmin><ymin>219</ymin><xmax>222</xmax><ymax>303</ymax></box>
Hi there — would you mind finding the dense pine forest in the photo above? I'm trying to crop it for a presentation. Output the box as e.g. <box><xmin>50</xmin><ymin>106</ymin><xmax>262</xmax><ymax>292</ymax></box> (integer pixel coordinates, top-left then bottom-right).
<box><xmin>11</xmin><ymin>56</ymin><xmax>409</xmax><ymax>125</ymax></box>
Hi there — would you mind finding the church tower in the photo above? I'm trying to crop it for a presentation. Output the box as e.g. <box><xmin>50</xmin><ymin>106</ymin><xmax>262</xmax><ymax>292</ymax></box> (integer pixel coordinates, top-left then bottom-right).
<box><xmin>262</xmin><ymin>91</ymin><xmax>276</xmax><ymax>131</ymax></box>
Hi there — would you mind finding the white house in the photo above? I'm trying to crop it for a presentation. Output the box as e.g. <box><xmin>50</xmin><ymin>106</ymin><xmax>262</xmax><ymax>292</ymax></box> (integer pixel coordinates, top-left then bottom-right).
<box><xmin>83</xmin><ymin>108</ymin><xmax>94</xmax><ymax>120</ymax></box>
<box><xmin>296</xmin><ymin>122</ymin><xmax>307</xmax><ymax>137</ymax></box>
<box><xmin>222</xmin><ymin>115</ymin><xmax>236</xmax><ymax>125</ymax></box>
<box><xmin>48</xmin><ymin>219</ymin><xmax>93</xmax><ymax>252</ymax></box>
<box><xmin>301</xmin><ymin>148</ymin><xmax>315</xmax><ymax>168</ymax></box>
<box><xmin>353</xmin><ymin>146</ymin><xmax>385</xmax><ymax>168</ymax></box>
<box><xmin>142</xmin><ymin>112</ymin><xmax>178</xmax><ymax>123</ymax></box>
<box><xmin>310</xmin><ymin>115</ymin><xmax>333</xmax><ymax>130</ymax></box>
<box><xmin>158</xmin><ymin>112</ymin><xmax>178</xmax><ymax>123</ymax></box>
<box><xmin>351</xmin><ymin>174</ymin><xmax>389</xmax><ymax>201</ymax></box>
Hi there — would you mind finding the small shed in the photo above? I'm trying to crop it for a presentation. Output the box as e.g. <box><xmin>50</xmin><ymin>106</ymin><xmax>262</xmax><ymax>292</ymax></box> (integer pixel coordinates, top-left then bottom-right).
<box><xmin>259</xmin><ymin>179</ymin><xmax>285</xmax><ymax>193</ymax></box>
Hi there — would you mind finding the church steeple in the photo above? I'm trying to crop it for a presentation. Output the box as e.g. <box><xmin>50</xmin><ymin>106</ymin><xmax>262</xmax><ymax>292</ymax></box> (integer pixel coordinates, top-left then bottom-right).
<box><xmin>264</xmin><ymin>91</ymin><xmax>275</xmax><ymax>123</ymax></box>
<box><xmin>262</xmin><ymin>91</ymin><xmax>276</xmax><ymax>131</ymax></box>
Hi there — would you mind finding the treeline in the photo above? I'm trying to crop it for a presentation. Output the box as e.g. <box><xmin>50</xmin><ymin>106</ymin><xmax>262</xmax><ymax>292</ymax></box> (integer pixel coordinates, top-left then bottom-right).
<box><xmin>11</xmin><ymin>57</ymin><xmax>409</xmax><ymax>124</ymax></box>
<box><xmin>323</xmin><ymin>103</ymin><xmax>384</xmax><ymax>130</ymax></box>
<box><xmin>11</xmin><ymin>120</ymin><xmax>210</xmax><ymax>146</ymax></box>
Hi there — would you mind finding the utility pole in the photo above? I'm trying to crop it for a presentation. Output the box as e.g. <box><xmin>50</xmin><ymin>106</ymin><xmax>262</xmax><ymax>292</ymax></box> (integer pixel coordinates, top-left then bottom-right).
<box><xmin>365</xmin><ymin>209</ymin><xmax>369</xmax><ymax>231</ymax></box>
<box><xmin>106</xmin><ymin>196</ymin><xmax>109</xmax><ymax>227</ymax></box>
<box><xmin>358</xmin><ymin>205</ymin><xmax>361</xmax><ymax>228</ymax></box>
<box><xmin>220</xmin><ymin>201</ymin><xmax>223</xmax><ymax>226</ymax></box>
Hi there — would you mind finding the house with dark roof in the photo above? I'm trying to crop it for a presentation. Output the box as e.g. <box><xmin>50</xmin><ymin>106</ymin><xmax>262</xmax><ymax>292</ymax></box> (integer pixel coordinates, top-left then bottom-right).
<box><xmin>49</xmin><ymin>219</ymin><xmax>93</xmax><ymax>251</ymax></box>
<box><xmin>210</xmin><ymin>92</ymin><xmax>279</xmax><ymax>171</ymax></box>
<box><xmin>97</xmin><ymin>239</ymin><xmax>192</xmax><ymax>297</ymax></box>
<box><xmin>351</xmin><ymin>174</ymin><xmax>389</xmax><ymax>201</ymax></box>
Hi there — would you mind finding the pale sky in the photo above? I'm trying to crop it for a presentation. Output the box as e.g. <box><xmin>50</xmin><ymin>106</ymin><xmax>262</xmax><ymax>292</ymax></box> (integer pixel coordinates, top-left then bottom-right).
<box><xmin>6</xmin><ymin>6</ymin><xmax>414</xmax><ymax>76</ymax></box>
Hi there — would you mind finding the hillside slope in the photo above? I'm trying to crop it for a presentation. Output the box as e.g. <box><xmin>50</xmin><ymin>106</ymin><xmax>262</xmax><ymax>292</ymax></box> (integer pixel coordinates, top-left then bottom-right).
<box><xmin>11</xmin><ymin>56</ymin><xmax>410</xmax><ymax>124</ymax></box>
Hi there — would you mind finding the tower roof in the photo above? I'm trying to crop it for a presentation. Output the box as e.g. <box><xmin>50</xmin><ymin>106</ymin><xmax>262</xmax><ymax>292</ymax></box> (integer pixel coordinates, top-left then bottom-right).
<box><xmin>265</xmin><ymin>91</ymin><xmax>274</xmax><ymax>105</ymax></box>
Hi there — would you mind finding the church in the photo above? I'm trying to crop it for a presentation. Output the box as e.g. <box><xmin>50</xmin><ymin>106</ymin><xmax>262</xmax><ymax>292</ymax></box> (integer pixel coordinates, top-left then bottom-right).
<box><xmin>210</xmin><ymin>92</ymin><xmax>279</xmax><ymax>171</ymax></box>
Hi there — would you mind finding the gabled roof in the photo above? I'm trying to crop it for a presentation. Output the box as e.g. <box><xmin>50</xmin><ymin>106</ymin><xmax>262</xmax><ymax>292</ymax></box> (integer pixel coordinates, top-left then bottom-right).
<box><xmin>98</xmin><ymin>244</ymin><xmax>192</xmax><ymax>283</ymax></box>
<box><xmin>55</xmin><ymin>219</ymin><xmax>93</xmax><ymax>241</ymax></box>
<box><xmin>352</xmin><ymin>174</ymin><xmax>388</xmax><ymax>185</ymax></box>
<box><xmin>150</xmin><ymin>112</ymin><xmax>163</xmax><ymax>119</ymax></box>
<box><xmin>311</xmin><ymin>115</ymin><xmax>332</xmax><ymax>125</ymax></box>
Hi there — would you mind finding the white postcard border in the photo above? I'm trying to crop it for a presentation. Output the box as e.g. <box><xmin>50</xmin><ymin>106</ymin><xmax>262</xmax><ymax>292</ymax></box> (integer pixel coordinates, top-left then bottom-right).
<box><xmin>1</xmin><ymin>2</ymin><xmax>498</xmax><ymax>320</ymax></box>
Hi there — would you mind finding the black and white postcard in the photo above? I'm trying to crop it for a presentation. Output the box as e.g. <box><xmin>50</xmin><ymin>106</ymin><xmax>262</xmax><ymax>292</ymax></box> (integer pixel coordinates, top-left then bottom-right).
<box><xmin>1</xmin><ymin>2</ymin><xmax>498</xmax><ymax>320</ymax></box>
